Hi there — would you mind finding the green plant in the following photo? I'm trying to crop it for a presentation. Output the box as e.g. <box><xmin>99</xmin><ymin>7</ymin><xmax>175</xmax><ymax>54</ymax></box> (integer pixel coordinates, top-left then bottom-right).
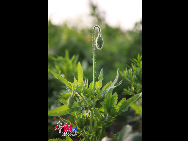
<box><xmin>48</xmin><ymin>25</ymin><xmax>142</xmax><ymax>140</ymax></box>
<box><xmin>121</xmin><ymin>54</ymin><xmax>142</xmax><ymax>122</ymax></box>
<box><xmin>48</xmin><ymin>50</ymin><xmax>79</xmax><ymax>80</ymax></box>
<box><xmin>121</xmin><ymin>54</ymin><xmax>142</xmax><ymax>95</ymax></box>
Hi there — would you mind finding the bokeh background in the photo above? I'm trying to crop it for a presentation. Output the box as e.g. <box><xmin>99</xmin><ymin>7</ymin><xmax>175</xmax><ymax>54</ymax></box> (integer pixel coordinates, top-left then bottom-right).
<box><xmin>48</xmin><ymin>0</ymin><xmax>142</xmax><ymax>140</ymax></box>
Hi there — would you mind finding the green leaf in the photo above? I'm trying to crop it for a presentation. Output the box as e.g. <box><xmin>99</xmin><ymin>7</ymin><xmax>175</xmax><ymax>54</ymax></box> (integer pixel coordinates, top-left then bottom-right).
<box><xmin>101</xmin><ymin>81</ymin><xmax>112</xmax><ymax>96</ymax></box>
<box><xmin>115</xmin><ymin>79</ymin><xmax>123</xmax><ymax>87</ymax></box>
<box><xmin>103</xmin><ymin>92</ymin><xmax>118</xmax><ymax>116</ymax></box>
<box><xmin>51</xmin><ymin>71</ymin><xmax>72</xmax><ymax>89</ymax></box>
<box><xmin>78</xmin><ymin>62</ymin><xmax>83</xmax><ymax>86</ymax></box>
<box><xmin>94</xmin><ymin>108</ymin><xmax>101</xmax><ymax>120</ymax></box>
<box><xmin>60</xmin><ymin>92</ymin><xmax>71</xmax><ymax>99</ymax></box>
<box><xmin>130</xmin><ymin>103</ymin><xmax>142</xmax><ymax>116</ymax></box>
<box><xmin>110</xmin><ymin>92</ymin><xmax>118</xmax><ymax>107</ymax></box>
<box><xmin>102</xmin><ymin>90</ymin><xmax>112</xmax><ymax>113</ymax></box>
<box><xmin>48</xmin><ymin>105</ymin><xmax>70</xmax><ymax>116</ymax></box>
<box><xmin>48</xmin><ymin>104</ymin><xmax>80</xmax><ymax>116</ymax></box>
<box><xmin>98</xmin><ymin>68</ymin><xmax>103</xmax><ymax>81</ymax></box>
<box><xmin>111</xmin><ymin>68</ymin><xmax>120</xmax><ymax>87</ymax></box>
<box><xmin>102</xmin><ymin>81</ymin><xmax>112</xmax><ymax>91</ymax></box>
<box><xmin>101</xmin><ymin>69</ymin><xmax>122</xmax><ymax>97</ymax></box>
<box><xmin>59</xmin><ymin>99</ymin><xmax>67</xmax><ymax>105</ymax></box>
<box><xmin>118</xmin><ymin>93</ymin><xmax>142</xmax><ymax>113</ymax></box>
<box><xmin>72</xmin><ymin>77</ymin><xmax>78</xmax><ymax>89</ymax></box>
<box><xmin>88</xmin><ymin>81</ymin><xmax>93</xmax><ymax>90</ymax></box>
<box><xmin>117</xmin><ymin>98</ymin><xmax>126</xmax><ymax>112</ymax></box>
<box><xmin>95</xmin><ymin>80</ymin><xmax>102</xmax><ymax>90</ymax></box>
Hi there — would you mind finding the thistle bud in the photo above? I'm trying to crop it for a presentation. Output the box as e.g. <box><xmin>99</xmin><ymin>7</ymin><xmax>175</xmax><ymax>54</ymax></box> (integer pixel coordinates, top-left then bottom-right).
<box><xmin>96</xmin><ymin>35</ymin><xmax>104</xmax><ymax>50</ymax></box>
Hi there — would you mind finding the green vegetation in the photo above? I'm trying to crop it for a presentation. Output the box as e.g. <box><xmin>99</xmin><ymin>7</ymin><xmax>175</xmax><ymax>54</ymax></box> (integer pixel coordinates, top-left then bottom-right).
<box><xmin>48</xmin><ymin>2</ymin><xmax>142</xmax><ymax>140</ymax></box>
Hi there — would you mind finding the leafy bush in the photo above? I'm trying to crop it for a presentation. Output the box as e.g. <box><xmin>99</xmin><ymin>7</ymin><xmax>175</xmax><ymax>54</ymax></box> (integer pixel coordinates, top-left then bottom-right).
<box><xmin>48</xmin><ymin>26</ymin><xmax>142</xmax><ymax>140</ymax></box>
<box><xmin>121</xmin><ymin>54</ymin><xmax>142</xmax><ymax>95</ymax></box>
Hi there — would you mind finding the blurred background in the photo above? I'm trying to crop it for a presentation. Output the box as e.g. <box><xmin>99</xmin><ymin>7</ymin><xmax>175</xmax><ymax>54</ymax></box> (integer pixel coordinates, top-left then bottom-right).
<box><xmin>48</xmin><ymin>0</ymin><xmax>142</xmax><ymax>140</ymax></box>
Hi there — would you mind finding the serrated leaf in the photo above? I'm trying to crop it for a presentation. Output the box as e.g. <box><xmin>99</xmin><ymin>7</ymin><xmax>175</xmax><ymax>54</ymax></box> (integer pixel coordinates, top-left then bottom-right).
<box><xmin>118</xmin><ymin>93</ymin><xmax>142</xmax><ymax>113</ymax></box>
<box><xmin>117</xmin><ymin>98</ymin><xmax>126</xmax><ymax>112</ymax></box>
<box><xmin>130</xmin><ymin>103</ymin><xmax>142</xmax><ymax>116</ymax></box>
<box><xmin>59</xmin><ymin>99</ymin><xmax>67</xmax><ymax>105</ymax></box>
<box><xmin>78</xmin><ymin>62</ymin><xmax>83</xmax><ymax>86</ymax></box>
<box><xmin>48</xmin><ymin>104</ymin><xmax>80</xmax><ymax>116</ymax></box>
<box><xmin>95</xmin><ymin>80</ymin><xmax>102</xmax><ymax>90</ymax></box>
<box><xmin>72</xmin><ymin>77</ymin><xmax>78</xmax><ymax>89</ymax></box>
<box><xmin>102</xmin><ymin>90</ymin><xmax>112</xmax><ymax>112</ymax></box>
<box><xmin>101</xmin><ymin>81</ymin><xmax>112</xmax><ymax>97</ymax></box>
<box><xmin>88</xmin><ymin>81</ymin><xmax>93</xmax><ymax>90</ymax></box>
<box><xmin>51</xmin><ymin>71</ymin><xmax>72</xmax><ymax>89</ymax></box>
<box><xmin>115</xmin><ymin>79</ymin><xmax>123</xmax><ymax>87</ymax></box>
<box><xmin>98</xmin><ymin>68</ymin><xmax>103</xmax><ymax>81</ymax></box>
<box><xmin>102</xmin><ymin>81</ymin><xmax>112</xmax><ymax>91</ymax></box>
<box><xmin>48</xmin><ymin>105</ymin><xmax>69</xmax><ymax>116</ymax></box>
<box><xmin>60</xmin><ymin>92</ymin><xmax>71</xmax><ymax>99</ymax></box>
<box><xmin>111</xmin><ymin>68</ymin><xmax>119</xmax><ymax>87</ymax></box>
<box><xmin>94</xmin><ymin>108</ymin><xmax>101</xmax><ymax>120</ymax></box>
<box><xmin>110</xmin><ymin>92</ymin><xmax>118</xmax><ymax>107</ymax></box>
<box><xmin>101</xmin><ymin>69</ymin><xmax>122</xmax><ymax>97</ymax></box>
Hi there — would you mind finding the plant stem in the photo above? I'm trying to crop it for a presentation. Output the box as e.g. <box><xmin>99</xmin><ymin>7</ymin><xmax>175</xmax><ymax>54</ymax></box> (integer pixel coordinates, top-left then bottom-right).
<box><xmin>92</xmin><ymin>29</ymin><xmax>95</xmax><ymax>92</ymax></box>
<box><xmin>92</xmin><ymin>25</ymin><xmax>101</xmax><ymax>94</ymax></box>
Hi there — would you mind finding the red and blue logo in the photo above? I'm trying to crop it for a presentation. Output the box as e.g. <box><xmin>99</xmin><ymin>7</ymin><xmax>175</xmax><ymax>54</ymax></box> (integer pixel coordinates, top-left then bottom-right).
<box><xmin>55</xmin><ymin>121</ymin><xmax>77</xmax><ymax>136</ymax></box>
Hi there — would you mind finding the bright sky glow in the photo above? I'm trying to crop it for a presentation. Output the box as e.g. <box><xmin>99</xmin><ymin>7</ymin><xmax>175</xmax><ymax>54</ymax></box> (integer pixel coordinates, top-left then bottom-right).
<box><xmin>48</xmin><ymin>0</ymin><xmax>142</xmax><ymax>30</ymax></box>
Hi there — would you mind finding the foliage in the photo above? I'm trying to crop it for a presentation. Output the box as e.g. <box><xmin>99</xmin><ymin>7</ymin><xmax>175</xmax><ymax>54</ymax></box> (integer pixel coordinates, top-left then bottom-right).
<box><xmin>121</xmin><ymin>54</ymin><xmax>142</xmax><ymax>117</ymax></box>
<box><xmin>48</xmin><ymin>60</ymin><xmax>141</xmax><ymax>140</ymax></box>
<box><xmin>48</xmin><ymin>50</ymin><xmax>79</xmax><ymax>109</ymax></box>
<box><xmin>121</xmin><ymin>54</ymin><xmax>142</xmax><ymax>95</ymax></box>
<box><xmin>48</xmin><ymin>2</ymin><xmax>142</xmax><ymax>140</ymax></box>
<box><xmin>130</xmin><ymin>98</ymin><xmax>142</xmax><ymax>116</ymax></box>
<box><xmin>48</xmin><ymin>50</ymin><xmax>78</xmax><ymax>80</ymax></box>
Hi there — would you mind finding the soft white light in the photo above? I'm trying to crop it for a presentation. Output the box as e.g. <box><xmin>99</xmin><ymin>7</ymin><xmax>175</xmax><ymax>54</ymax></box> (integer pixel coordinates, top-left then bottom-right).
<box><xmin>48</xmin><ymin>0</ymin><xmax>142</xmax><ymax>30</ymax></box>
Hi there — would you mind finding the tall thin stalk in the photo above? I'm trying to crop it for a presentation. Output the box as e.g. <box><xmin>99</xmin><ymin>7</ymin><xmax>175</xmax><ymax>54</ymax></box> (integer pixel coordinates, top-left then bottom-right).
<box><xmin>92</xmin><ymin>25</ymin><xmax>103</xmax><ymax>92</ymax></box>
<box><xmin>92</xmin><ymin>29</ymin><xmax>96</xmax><ymax>91</ymax></box>
<box><xmin>91</xmin><ymin>25</ymin><xmax>103</xmax><ymax>141</ymax></box>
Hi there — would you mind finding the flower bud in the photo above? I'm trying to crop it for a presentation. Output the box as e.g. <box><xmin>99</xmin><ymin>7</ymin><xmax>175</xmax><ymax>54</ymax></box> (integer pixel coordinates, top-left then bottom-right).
<box><xmin>96</xmin><ymin>35</ymin><xmax>104</xmax><ymax>50</ymax></box>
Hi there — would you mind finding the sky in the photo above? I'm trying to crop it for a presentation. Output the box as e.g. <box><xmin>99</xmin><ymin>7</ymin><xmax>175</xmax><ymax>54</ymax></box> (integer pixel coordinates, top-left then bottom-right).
<box><xmin>48</xmin><ymin>0</ymin><xmax>142</xmax><ymax>30</ymax></box>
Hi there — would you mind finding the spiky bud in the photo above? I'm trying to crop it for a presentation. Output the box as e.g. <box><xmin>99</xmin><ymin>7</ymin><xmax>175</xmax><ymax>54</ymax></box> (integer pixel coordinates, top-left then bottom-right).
<box><xmin>96</xmin><ymin>35</ymin><xmax>104</xmax><ymax>50</ymax></box>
